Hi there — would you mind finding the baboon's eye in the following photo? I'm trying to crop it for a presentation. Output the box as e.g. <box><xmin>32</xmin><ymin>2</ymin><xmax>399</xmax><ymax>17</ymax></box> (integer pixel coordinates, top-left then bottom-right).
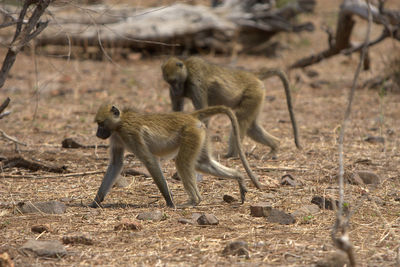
<box><xmin>110</xmin><ymin>106</ymin><xmax>120</xmax><ymax>117</ymax></box>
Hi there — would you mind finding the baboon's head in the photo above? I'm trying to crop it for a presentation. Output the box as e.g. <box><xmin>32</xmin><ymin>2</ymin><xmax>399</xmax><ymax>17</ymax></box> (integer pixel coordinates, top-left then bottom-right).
<box><xmin>161</xmin><ymin>57</ymin><xmax>187</xmax><ymax>97</ymax></box>
<box><xmin>94</xmin><ymin>103</ymin><xmax>121</xmax><ymax>139</ymax></box>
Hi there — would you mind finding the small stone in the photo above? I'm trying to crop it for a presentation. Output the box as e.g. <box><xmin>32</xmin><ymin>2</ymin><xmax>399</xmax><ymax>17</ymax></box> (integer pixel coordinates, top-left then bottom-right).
<box><xmin>280</xmin><ymin>174</ymin><xmax>299</xmax><ymax>186</ymax></box>
<box><xmin>197</xmin><ymin>214</ymin><xmax>219</xmax><ymax>225</ymax></box>
<box><xmin>31</xmin><ymin>224</ymin><xmax>51</xmax><ymax>234</ymax></box>
<box><xmin>136</xmin><ymin>210</ymin><xmax>165</xmax><ymax>222</ymax></box>
<box><xmin>222</xmin><ymin>241</ymin><xmax>250</xmax><ymax>259</ymax></box>
<box><xmin>266</xmin><ymin>209</ymin><xmax>295</xmax><ymax>225</ymax></box>
<box><xmin>250</xmin><ymin>202</ymin><xmax>272</xmax><ymax>217</ymax></box>
<box><xmin>114</xmin><ymin>219</ymin><xmax>142</xmax><ymax>231</ymax></box>
<box><xmin>291</xmin><ymin>204</ymin><xmax>320</xmax><ymax>219</ymax></box>
<box><xmin>62</xmin><ymin>235</ymin><xmax>93</xmax><ymax>245</ymax></box>
<box><xmin>178</xmin><ymin>218</ymin><xmax>194</xmax><ymax>225</ymax></box>
<box><xmin>311</xmin><ymin>196</ymin><xmax>337</xmax><ymax>210</ymax></box>
<box><xmin>223</xmin><ymin>194</ymin><xmax>236</xmax><ymax>203</ymax></box>
<box><xmin>59</xmin><ymin>197</ymin><xmax>73</xmax><ymax>203</ymax></box>
<box><xmin>364</xmin><ymin>135</ymin><xmax>385</xmax><ymax>144</ymax></box>
<box><xmin>262</xmin><ymin>193</ymin><xmax>275</xmax><ymax>199</ymax></box>
<box><xmin>17</xmin><ymin>201</ymin><xmax>67</xmax><ymax>214</ymax></box>
<box><xmin>20</xmin><ymin>240</ymin><xmax>66</xmax><ymax>258</ymax></box>
<box><xmin>172</xmin><ymin>172</ymin><xmax>180</xmax><ymax>181</ymax></box>
<box><xmin>0</xmin><ymin>252</ymin><xmax>14</xmax><ymax>267</ymax></box>
<box><xmin>354</xmin><ymin>170</ymin><xmax>380</xmax><ymax>185</ymax></box>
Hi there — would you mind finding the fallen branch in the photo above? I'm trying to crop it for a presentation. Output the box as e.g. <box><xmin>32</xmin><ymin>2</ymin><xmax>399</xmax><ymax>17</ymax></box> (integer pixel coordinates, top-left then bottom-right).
<box><xmin>256</xmin><ymin>166</ymin><xmax>308</xmax><ymax>172</ymax></box>
<box><xmin>0</xmin><ymin>129</ymin><xmax>26</xmax><ymax>146</ymax></box>
<box><xmin>61</xmin><ymin>137</ymin><xmax>108</xmax><ymax>149</ymax></box>
<box><xmin>1</xmin><ymin>168</ymin><xmax>149</xmax><ymax>179</ymax></box>
<box><xmin>2</xmin><ymin>156</ymin><xmax>67</xmax><ymax>173</ymax></box>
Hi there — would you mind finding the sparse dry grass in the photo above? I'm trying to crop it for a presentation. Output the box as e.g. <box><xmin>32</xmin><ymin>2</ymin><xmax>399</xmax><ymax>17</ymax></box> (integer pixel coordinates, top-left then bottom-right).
<box><xmin>0</xmin><ymin>0</ymin><xmax>399</xmax><ymax>266</ymax></box>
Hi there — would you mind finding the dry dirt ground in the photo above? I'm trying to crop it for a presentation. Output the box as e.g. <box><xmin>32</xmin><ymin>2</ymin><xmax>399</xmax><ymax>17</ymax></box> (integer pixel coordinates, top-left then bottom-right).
<box><xmin>0</xmin><ymin>1</ymin><xmax>399</xmax><ymax>266</ymax></box>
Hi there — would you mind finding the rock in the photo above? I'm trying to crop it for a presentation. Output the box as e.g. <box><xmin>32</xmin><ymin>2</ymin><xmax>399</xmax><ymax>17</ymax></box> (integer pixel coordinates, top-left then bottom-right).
<box><xmin>113</xmin><ymin>175</ymin><xmax>129</xmax><ymax>188</ymax></box>
<box><xmin>311</xmin><ymin>196</ymin><xmax>337</xmax><ymax>210</ymax></box>
<box><xmin>353</xmin><ymin>171</ymin><xmax>380</xmax><ymax>185</ymax></box>
<box><xmin>262</xmin><ymin>193</ymin><xmax>275</xmax><ymax>199</ymax></box>
<box><xmin>59</xmin><ymin>197</ymin><xmax>73</xmax><ymax>203</ymax></box>
<box><xmin>364</xmin><ymin>135</ymin><xmax>385</xmax><ymax>144</ymax></box>
<box><xmin>136</xmin><ymin>210</ymin><xmax>165</xmax><ymax>222</ymax></box>
<box><xmin>197</xmin><ymin>214</ymin><xmax>219</xmax><ymax>225</ymax></box>
<box><xmin>315</xmin><ymin>252</ymin><xmax>350</xmax><ymax>267</ymax></box>
<box><xmin>20</xmin><ymin>240</ymin><xmax>67</xmax><ymax>258</ymax></box>
<box><xmin>61</xmin><ymin>138</ymin><xmax>84</xmax><ymax>148</ymax></box>
<box><xmin>280</xmin><ymin>174</ymin><xmax>299</xmax><ymax>186</ymax></box>
<box><xmin>266</xmin><ymin>209</ymin><xmax>295</xmax><ymax>225</ymax></box>
<box><xmin>347</xmin><ymin>172</ymin><xmax>365</xmax><ymax>185</ymax></box>
<box><xmin>31</xmin><ymin>224</ymin><xmax>51</xmax><ymax>234</ymax></box>
<box><xmin>17</xmin><ymin>201</ymin><xmax>67</xmax><ymax>214</ymax></box>
<box><xmin>304</xmin><ymin>69</ymin><xmax>319</xmax><ymax>78</ymax></box>
<box><xmin>191</xmin><ymin>213</ymin><xmax>202</xmax><ymax>221</ymax></box>
<box><xmin>250</xmin><ymin>202</ymin><xmax>272</xmax><ymax>217</ymax></box>
<box><xmin>114</xmin><ymin>219</ymin><xmax>142</xmax><ymax>231</ymax></box>
<box><xmin>291</xmin><ymin>204</ymin><xmax>320</xmax><ymax>219</ymax></box>
<box><xmin>171</xmin><ymin>172</ymin><xmax>180</xmax><ymax>181</ymax></box>
<box><xmin>0</xmin><ymin>252</ymin><xmax>14</xmax><ymax>267</ymax></box>
<box><xmin>222</xmin><ymin>240</ymin><xmax>250</xmax><ymax>259</ymax></box>
<box><xmin>178</xmin><ymin>218</ymin><xmax>194</xmax><ymax>225</ymax></box>
<box><xmin>223</xmin><ymin>194</ymin><xmax>236</xmax><ymax>203</ymax></box>
<box><xmin>62</xmin><ymin>235</ymin><xmax>93</xmax><ymax>245</ymax></box>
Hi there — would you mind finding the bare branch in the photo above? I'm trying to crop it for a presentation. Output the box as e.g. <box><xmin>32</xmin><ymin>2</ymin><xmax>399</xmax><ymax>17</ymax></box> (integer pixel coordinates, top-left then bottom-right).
<box><xmin>0</xmin><ymin>97</ymin><xmax>10</xmax><ymax>114</ymax></box>
<box><xmin>332</xmin><ymin>1</ymin><xmax>372</xmax><ymax>266</ymax></box>
<box><xmin>0</xmin><ymin>129</ymin><xmax>27</xmax><ymax>146</ymax></box>
<box><xmin>0</xmin><ymin>0</ymin><xmax>52</xmax><ymax>89</ymax></box>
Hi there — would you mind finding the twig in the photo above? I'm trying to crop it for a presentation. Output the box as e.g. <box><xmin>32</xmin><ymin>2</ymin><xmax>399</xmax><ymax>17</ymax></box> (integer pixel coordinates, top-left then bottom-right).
<box><xmin>2</xmin><ymin>168</ymin><xmax>149</xmax><ymax>179</ymax></box>
<box><xmin>332</xmin><ymin>1</ymin><xmax>372</xmax><ymax>266</ymax></box>
<box><xmin>0</xmin><ymin>129</ymin><xmax>27</xmax><ymax>146</ymax></box>
<box><xmin>0</xmin><ymin>97</ymin><xmax>10</xmax><ymax>114</ymax></box>
<box><xmin>2</xmin><ymin>170</ymin><xmax>105</xmax><ymax>179</ymax></box>
<box><xmin>257</xmin><ymin>166</ymin><xmax>308</xmax><ymax>172</ymax></box>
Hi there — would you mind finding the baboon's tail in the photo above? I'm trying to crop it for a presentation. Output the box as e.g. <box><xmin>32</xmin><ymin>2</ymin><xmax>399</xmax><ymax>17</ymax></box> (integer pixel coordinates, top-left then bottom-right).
<box><xmin>191</xmin><ymin>106</ymin><xmax>262</xmax><ymax>189</ymax></box>
<box><xmin>258</xmin><ymin>68</ymin><xmax>301</xmax><ymax>149</ymax></box>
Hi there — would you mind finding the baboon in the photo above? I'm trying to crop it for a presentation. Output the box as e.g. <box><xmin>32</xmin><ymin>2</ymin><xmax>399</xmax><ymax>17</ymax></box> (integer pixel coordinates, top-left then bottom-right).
<box><xmin>90</xmin><ymin>103</ymin><xmax>261</xmax><ymax>208</ymax></box>
<box><xmin>162</xmin><ymin>56</ymin><xmax>301</xmax><ymax>159</ymax></box>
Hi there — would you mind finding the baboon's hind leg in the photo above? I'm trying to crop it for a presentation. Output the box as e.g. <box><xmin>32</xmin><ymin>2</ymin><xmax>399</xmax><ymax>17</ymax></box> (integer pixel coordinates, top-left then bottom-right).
<box><xmin>175</xmin><ymin>129</ymin><xmax>204</xmax><ymax>206</ymax></box>
<box><xmin>196</xmin><ymin>153</ymin><xmax>248</xmax><ymax>203</ymax></box>
<box><xmin>247</xmin><ymin>120</ymin><xmax>280</xmax><ymax>159</ymax></box>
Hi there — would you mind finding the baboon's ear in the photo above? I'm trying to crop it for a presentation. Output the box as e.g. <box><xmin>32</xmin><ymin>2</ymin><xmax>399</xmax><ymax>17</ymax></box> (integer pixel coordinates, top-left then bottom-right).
<box><xmin>176</xmin><ymin>62</ymin><xmax>183</xmax><ymax>68</ymax></box>
<box><xmin>110</xmin><ymin>106</ymin><xmax>120</xmax><ymax>117</ymax></box>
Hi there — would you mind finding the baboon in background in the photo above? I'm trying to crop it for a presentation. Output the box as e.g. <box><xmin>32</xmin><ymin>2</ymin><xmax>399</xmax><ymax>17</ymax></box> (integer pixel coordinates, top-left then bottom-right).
<box><xmin>90</xmin><ymin>103</ymin><xmax>261</xmax><ymax>208</ymax></box>
<box><xmin>162</xmin><ymin>56</ymin><xmax>301</xmax><ymax>159</ymax></box>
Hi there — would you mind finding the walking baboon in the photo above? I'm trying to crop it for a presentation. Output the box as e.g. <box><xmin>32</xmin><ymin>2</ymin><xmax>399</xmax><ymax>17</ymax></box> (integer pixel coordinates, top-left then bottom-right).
<box><xmin>90</xmin><ymin>103</ymin><xmax>261</xmax><ymax>208</ymax></box>
<box><xmin>162</xmin><ymin>56</ymin><xmax>301</xmax><ymax>159</ymax></box>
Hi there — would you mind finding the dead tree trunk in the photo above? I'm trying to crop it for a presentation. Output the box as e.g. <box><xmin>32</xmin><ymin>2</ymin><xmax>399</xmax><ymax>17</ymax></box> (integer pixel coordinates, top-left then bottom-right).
<box><xmin>8</xmin><ymin>0</ymin><xmax>315</xmax><ymax>55</ymax></box>
<box><xmin>290</xmin><ymin>0</ymin><xmax>400</xmax><ymax>69</ymax></box>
